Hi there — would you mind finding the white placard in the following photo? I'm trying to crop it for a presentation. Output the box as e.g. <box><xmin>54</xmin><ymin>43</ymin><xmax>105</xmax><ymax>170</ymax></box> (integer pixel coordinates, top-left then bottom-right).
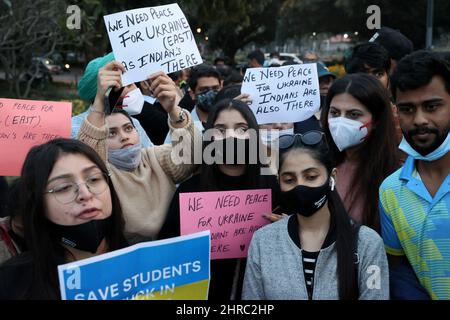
<box><xmin>241</xmin><ymin>64</ymin><xmax>321</xmax><ymax>124</ymax></box>
<box><xmin>104</xmin><ymin>3</ymin><xmax>203</xmax><ymax>86</ymax></box>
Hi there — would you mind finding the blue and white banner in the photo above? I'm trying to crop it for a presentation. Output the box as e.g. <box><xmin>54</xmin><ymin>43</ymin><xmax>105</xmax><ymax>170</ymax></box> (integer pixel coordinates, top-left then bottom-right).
<box><xmin>58</xmin><ymin>231</ymin><xmax>210</xmax><ymax>300</ymax></box>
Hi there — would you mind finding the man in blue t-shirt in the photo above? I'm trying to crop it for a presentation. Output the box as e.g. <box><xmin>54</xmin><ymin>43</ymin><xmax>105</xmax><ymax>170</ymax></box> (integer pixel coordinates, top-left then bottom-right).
<box><xmin>379</xmin><ymin>50</ymin><xmax>450</xmax><ymax>300</ymax></box>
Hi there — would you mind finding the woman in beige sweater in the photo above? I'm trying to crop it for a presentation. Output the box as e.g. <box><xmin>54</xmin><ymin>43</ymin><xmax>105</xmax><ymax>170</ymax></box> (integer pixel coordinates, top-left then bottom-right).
<box><xmin>78</xmin><ymin>61</ymin><xmax>199</xmax><ymax>243</ymax></box>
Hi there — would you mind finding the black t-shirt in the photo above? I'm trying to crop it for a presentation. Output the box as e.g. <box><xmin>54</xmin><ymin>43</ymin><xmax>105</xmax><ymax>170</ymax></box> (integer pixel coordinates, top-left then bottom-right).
<box><xmin>158</xmin><ymin>171</ymin><xmax>280</xmax><ymax>300</ymax></box>
<box><xmin>133</xmin><ymin>101</ymin><xmax>169</xmax><ymax>146</ymax></box>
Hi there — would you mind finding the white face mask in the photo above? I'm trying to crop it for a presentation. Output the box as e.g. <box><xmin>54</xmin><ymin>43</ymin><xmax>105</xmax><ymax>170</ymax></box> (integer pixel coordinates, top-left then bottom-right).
<box><xmin>122</xmin><ymin>88</ymin><xmax>144</xmax><ymax>116</ymax></box>
<box><xmin>328</xmin><ymin>117</ymin><xmax>370</xmax><ymax>152</ymax></box>
<box><xmin>260</xmin><ymin>128</ymin><xmax>294</xmax><ymax>147</ymax></box>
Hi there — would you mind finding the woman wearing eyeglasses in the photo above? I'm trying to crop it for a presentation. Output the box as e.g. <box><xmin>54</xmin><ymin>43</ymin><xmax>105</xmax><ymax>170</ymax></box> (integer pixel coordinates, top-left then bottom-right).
<box><xmin>242</xmin><ymin>131</ymin><xmax>389</xmax><ymax>300</ymax></box>
<box><xmin>78</xmin><ymin>61</ymin><xmax>199</xmax><ymax>244</ymax></box>
<box><xmin>320</xmin><ymin>74</ymin><xmax>400</xmax><ymax>232</ymax></box>
<box><xmin>0</xmin><ymin>139</ymin><xmax>128</xmax><ymax>299</ymax></box>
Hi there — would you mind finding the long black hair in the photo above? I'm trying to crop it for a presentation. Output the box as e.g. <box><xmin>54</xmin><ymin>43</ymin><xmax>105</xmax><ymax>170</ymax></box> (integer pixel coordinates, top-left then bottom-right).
<box><xmin>200</xmin><ymin>99</ymin><xmax>263</xmax><ymax>191</ymax></box>
<box><xmin>320</xmin><ymin>74</ymin><xmax>399</xmax><ymax>231</ymax></box>
<box><xmin>17</xmin><ymin>138</ymin><xmax>127</xmax><ymax>299</ymax></box>
<box><xmin>279</xmin><ymin>140</ymin><xmax>360</xmax><ymax>300</ymax></box>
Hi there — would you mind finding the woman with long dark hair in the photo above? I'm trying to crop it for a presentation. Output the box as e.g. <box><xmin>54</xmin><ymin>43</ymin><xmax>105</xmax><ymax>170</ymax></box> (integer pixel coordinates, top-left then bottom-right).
<box><xmin>0</xmin><ymin>139</ymin><xmax>128</xmax><ymax>299</ymax></box>
<box><xmin>320</xmin><ymin>73</ymin><xmax>399</xmax><ymax>231</ymax></box>
<box><xmin>158</xmin><ymin>98</ymin><xmax>280</xmax><ymax>300</ymax></box>
<box><xmin>243</xmin><ymin>131</ymin><xmax>389</xmax><ymax>300</ymax></box>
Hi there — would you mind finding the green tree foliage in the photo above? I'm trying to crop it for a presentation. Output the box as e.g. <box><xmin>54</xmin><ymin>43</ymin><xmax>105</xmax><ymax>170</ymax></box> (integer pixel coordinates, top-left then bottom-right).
<box><xmin>278</xmin><ymin>0</ymin><xmax>450</xmax><ymax>48</ymax></box>
<box><xmin>180</xmin><ymin>0</ymin><xmax>284</xmax><ymax>64</ymax></box>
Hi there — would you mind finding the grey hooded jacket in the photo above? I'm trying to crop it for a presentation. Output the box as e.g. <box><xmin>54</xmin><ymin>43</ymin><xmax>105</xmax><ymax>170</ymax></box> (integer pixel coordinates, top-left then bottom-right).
<box><xmin>242</xmin><ymin>216</ymin><xmax>389</xmax><ymax>300</ymax></box>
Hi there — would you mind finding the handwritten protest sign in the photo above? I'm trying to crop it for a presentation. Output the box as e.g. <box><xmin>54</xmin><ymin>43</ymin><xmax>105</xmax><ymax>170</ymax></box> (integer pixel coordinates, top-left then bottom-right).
<box><xmin>104</xmin><ymin>3</ymin><xmax>203</xmax><ymax>86</ymax></box>
<box><xmin>180</xmin><ymin>189</ymin><xmax>272</xmax><ymax>260</ymax></box>
<box><xmin>241</xmin><ymin>63</ymin><xmax>320</xmax><ymax>124</ymax></box>
<box><xmin>0</xmin><ymin>98</ymin><xmax>71</xmax><ymax>176</ymax></box>
<box><xmin>58</xmin><ymin>231</ymin><xmax>210</xmax><ymax>300</ymax></box>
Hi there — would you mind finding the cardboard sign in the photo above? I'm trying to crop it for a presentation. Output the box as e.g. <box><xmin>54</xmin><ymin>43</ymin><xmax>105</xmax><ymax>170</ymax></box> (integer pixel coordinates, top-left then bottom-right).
<box><xmin>0</xmin><ymin>98</ymin><xmax>72</xmax><ymax>176</ymax></box>
<box><xmin>58</xmin><ymin>231</ymin><xmax>210</xmax><ymax>300</ymax></box>
<box><xmin>241</xmin><ymin>63</ymin><xmax>320</xmax><ymax>124</ymax></box>
<box><xmin>180</xmin><ymin>189</ymin><xmax>272</xmax><ymax>260</ymax></box>
<box><xmin>104</xmin><ymin>3</ymin><xmax>203</xmax><ymax>86</ymax></box>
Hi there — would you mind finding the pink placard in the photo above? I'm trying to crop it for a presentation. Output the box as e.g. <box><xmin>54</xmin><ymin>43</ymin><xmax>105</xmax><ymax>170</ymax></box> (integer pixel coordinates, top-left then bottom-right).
<box><xmin>180</xmin><ymin>189</ymin><xmax>272</xmax><ymax>260</ymax></box>
<box><xmin>0</xmin><ymin>98</ymin><xmax>72</xmax><ymax>176</ymax></box>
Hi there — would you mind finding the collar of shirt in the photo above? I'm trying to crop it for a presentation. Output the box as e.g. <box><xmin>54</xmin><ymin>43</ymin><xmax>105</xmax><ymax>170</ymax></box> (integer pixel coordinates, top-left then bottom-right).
<box><xmin>399</xmin><ymin>156</ymin><xmax>450</xmax><ymax>205</ymax></box>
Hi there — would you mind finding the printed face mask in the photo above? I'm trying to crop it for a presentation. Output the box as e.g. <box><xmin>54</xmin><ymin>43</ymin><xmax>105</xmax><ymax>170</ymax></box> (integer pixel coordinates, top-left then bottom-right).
<box><xmin>328</xmin><ymin>117</ymin><xmax>370</xmax><ymax>151</ymax></box>
<box><xmin>122</xmin><ymin>88</ymin><xmax>144</xmax><ymax>116</ymax></box>
<box><xmin>49</xmin><ymin>216</ymin><xmax>111</xmax><ymax>254</ymax></box>
<box><xmin>196</xmin><ymin>90</ymin><xmax>219</xmax><ymax>112</ymax></box>
<box><xmin>280</xmin><ymin>178</ymin><xmax>331</xmax><ymax>217</ymax></box>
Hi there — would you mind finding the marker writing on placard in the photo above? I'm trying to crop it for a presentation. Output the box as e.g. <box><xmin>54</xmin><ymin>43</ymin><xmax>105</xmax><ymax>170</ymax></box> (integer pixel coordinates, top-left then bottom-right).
<box><xmin>160</xmin><ymin>54</ymin><xmax>199</xmax><ymax>74</ymax></box>
<box><xmin>215</xmin><ymin>194</ymin><xmax>241</xmax><ymax>209</ymax></box>
<box><xmin>188</xmin><ymin>197</ymin><xmax>203</xmax><ymax>212</ymax></box>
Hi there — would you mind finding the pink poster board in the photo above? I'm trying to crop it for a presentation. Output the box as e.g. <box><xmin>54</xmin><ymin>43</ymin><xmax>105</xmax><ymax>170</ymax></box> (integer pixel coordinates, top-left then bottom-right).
<box><xmin>0</xmin><ymin>98</ymin><xmax>72</xmax><ymax>176</ymax></box>
<box><xmin>180</xmin><ymin>189</ymin><xmax>272</xmax><ymax>260</ymax></box>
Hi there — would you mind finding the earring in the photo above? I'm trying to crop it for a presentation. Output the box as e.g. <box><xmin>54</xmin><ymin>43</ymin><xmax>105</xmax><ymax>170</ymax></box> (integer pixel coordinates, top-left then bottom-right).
<box><xmin>330</xmin><ymin>177</ymin><xmax>335</xmax><ymax>191</ymax></box>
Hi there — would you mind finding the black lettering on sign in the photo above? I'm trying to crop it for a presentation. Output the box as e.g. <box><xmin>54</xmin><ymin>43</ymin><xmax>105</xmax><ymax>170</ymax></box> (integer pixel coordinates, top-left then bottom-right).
<box><xmin>284</xmin><ymin>100</ymin><xmax>304</xmax><ymax>111</ymax></box>
<box><xmin>23</xmin><ymin>132</ymin><xmax>37</xmax><ymax>140</ymax></box>
<box><xmin>259</xmin><ymin>68</ymin><xmax>284</xmax><ymax>80</ymax></box>
<box><xmin>233</xmin><ymin>227</ymin><xmax>247</xmax><ymax>237</ymax></box>
<box><xmin>118</xmin><ymin>30</ymin><xmax>144</xmax><ymax>48</ymax></box>
<box><xmin>248</xmin><ymin>225</ymin><xmax>262</xmax><ymax>233</ymax></box>
<box><xmin>13</xmin><ymin>103</ymin><xmax>36</xmax><ymax>111</ymax></box>
<box><xmin>240</xmin><ymin>244</ymin><xmax>246</xmax><ymax>252</ymax></box>
<box><xmin>217</xmin><ymin>212</ymin><xmax>255</xmax><ymax>226</ymax></box>
<box><xmin>107</xmin><ymin>19</ymin><xmax>123</xmax><ymax>32</ymax></box>
<box><xmin>41</xmin><ymin>133</ymin><xmax>59</xmax><ymax>141</ymax></box>
<box><xmin>160</xmin><ymin>53</ymin><xmax>197</xmax><ymax>73</ymax></box>
<box><xmin>214</xmin><ymin>194</ymin><xmax>240</xmax><ymax>210</ymax></box>
<box><xmin>211</xmin><ymin>230</ymin><xmax>228</xmax><ymax>240</ymax></box>
<box><xmin>188</xmin><ymin>197</ymin><xmax>203</xmax><ymax>212</ymax></box>
<box><xmin>125</xmin><ymin>12</ymin><xmax>149</xmax><ymax>27</ymax></box>
<box><xmin>256</xmin><ymin>105</ymin><xmax>280</xmax><ymax>114</ymax></box>
<box><xmin>243</xmin><ymin>72</ymin><xmax>256</xmax><ymax>82</ymax></box>
<box><xmin>149</xmin><ymin>7</ymin><xmax>174</xmax><ymax>20</ymax></box>
<box><xmin>211</xmin><ymin>244</ymin><xmax>230</xmax><ymax>253</ymax></box>
<box><xmin>245</xmin><ymin>193</ymin><xmax>269</xmax><ymax>205</ymax></box>
<box><xmin>197</xmin><ymin>216</ymin><xmax>212</xmax><ymax>228</ymax></box>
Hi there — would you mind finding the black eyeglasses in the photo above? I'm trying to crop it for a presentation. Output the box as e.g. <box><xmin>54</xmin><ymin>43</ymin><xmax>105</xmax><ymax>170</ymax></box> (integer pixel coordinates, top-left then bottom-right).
<box><xmin>278</xmin><ymin>130</ymin><xmax>326</xmax><ymax>150</ymax></box>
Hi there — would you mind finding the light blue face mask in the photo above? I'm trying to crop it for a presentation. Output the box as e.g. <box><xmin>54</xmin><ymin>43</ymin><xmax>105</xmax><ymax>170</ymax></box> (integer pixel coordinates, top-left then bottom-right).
<box><xmin>399</xmin><ymin>133</ymin><xmax>450</xmax><ymax>161</ymax></box>
<box><xmin>108</xmin><ymin>143</ymin><xmax>142</xmax><ymax>171</ymax></box>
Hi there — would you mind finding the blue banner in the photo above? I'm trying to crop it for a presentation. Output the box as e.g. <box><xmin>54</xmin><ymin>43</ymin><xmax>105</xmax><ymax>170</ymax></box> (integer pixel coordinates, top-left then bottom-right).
<box><xmin>58</xmin><ymin>231</ymin><xmax>210</xmax><ymax>300</ymax></box>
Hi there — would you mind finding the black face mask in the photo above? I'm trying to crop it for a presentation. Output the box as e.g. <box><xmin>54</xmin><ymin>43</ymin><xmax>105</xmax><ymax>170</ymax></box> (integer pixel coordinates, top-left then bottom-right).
<box><xmin>280</xmin><ymin>179</ymin><xmax>330</xmax><ymax>217</ymax></box>
<box><xmin>210</xmin><ymin>137</ymin><xmax>253</xmax><ymax>165</ymax></box>
<box><xmin>49</xmin><ymin>216</ymin><xmax>111</xmax><ymax>254</ymax></box>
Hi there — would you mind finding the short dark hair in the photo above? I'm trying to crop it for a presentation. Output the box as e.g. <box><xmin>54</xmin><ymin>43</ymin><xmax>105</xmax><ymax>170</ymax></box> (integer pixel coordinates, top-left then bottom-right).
<box><xmin>247</xmin><ymin>50</ymin><xmax>265</xmax><ymax>66</ymax></box>
<box><xmin>214</xmin><ymin>56</ymin><xmax>227</xmax><ymax>65</ymax></box>
<box><xmin>214</xmin><ymin>84</ymin><xmax>242</xmax><ymax>104</ymax></box>
<box><xmin>188</xmin><ymin>65</ymin><xmax>221</xmax><ymax>92</ymax></box>
<box><xmin>391</xmin><ymin>50</ymin><xmax>450</xmax><ymax>100</ymax></box>
<box><xmin>345</xmin><ymin>42</ymin><xmax>391</xmax><ymax>74</ymax></box>
<box><xmin>223</xmin><ymin>71</ymin><xmax>244</xmax><ymax>87</ymax></box>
